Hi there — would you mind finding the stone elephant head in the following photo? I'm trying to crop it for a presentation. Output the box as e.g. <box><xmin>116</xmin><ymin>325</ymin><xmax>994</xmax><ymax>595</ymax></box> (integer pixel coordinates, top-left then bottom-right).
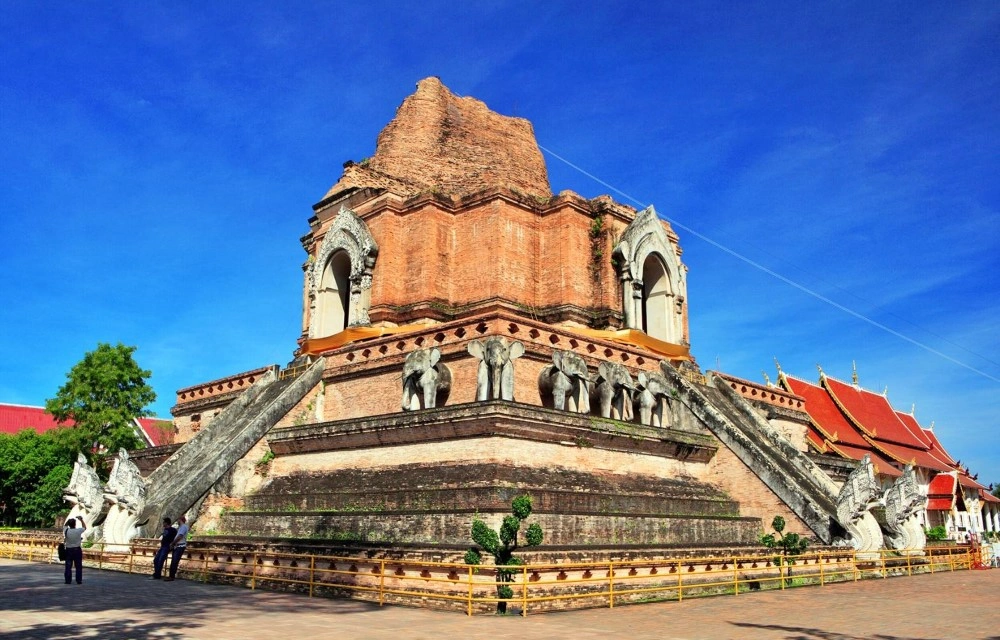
<box><xmin>538</xmin><ymin>349</ymin><xmax>591</xmax><ymax>413</ymax></box>
<box><xmin>467</xmin><ymin>337</ymin><xmax>525</xmax><ymax>401</ymax></box>
<box><xmin>634</xmin><ymin>371</ymin><xmax>673</xmax><ymax>428</ymax></box>
<box><xmin>402</xmin><ymin>347</ymin><xmax>452</xmax><ymax>410</ymax></box>
<box><xmin>592</xmin><ymin>361</ymin><xmax>635</xmax><ymax>421</ymax></box>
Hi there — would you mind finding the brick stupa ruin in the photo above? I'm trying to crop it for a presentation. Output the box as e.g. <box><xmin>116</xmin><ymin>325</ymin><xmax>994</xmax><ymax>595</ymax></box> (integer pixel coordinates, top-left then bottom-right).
<box><xmin>117</xmin><ymin>78</ymin><xmax>882</xmax><ymax>558</ymax></box>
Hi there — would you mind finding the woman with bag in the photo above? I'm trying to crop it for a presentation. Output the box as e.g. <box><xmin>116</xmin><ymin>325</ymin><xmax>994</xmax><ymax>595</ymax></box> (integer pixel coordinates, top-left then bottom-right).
<box><xmin>63</xmin><ymin>517</ymin><xmax>86</xmax><ymax>584</ymax></box>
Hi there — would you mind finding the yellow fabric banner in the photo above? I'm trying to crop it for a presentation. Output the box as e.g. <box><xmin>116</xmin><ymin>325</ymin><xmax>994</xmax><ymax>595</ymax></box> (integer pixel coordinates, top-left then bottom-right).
<box><xmin>303</xmin><ymin>322</ymin><xmax>690</xmax><ymax>361</ymax></box>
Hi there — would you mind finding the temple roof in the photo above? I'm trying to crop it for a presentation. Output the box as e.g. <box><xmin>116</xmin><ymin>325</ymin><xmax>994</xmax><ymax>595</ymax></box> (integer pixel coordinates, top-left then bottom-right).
<box><xmin>0</xmin><ymin>402</ymin><xmax>173</xmax><ymax>447</ymax></box>
<box><xmin>781</xmin><ymin>374</ymin><xmax>902</xmax><ymax>476</ymax></box>
<box><xmin>322</xmin><ymin>77</ymin><xmax>552</xmax><ymax>202</ymax></box>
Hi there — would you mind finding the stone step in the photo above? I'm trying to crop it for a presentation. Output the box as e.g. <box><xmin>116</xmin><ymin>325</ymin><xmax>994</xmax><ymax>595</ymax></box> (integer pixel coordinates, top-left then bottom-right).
<box><xmin>218</xmin><ymin>510</ymin><xmax>762</xmax><ymax>547</ymax></box>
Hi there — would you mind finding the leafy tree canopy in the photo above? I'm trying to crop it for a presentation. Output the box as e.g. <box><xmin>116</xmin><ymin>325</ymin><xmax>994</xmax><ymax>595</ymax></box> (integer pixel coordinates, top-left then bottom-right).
<box><xmin>0</xmin><ymin>429</ymin><xmax>74</xmax><ymax>526</ymax></box>
<box><xmin>45</xmin><ymin>342</ymin><xmax>155</xmax><ymax>475</ymax></box>
<box><xmin>992</xmin><ymin>483</ymin><xmax>999</xmax><ymax>500</ymax></box>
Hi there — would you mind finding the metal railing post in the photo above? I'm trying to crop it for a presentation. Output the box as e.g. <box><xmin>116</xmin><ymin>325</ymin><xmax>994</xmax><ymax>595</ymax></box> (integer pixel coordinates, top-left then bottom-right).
<box><xmin>467</xmin><ymin>565</ymin><xmax>473</xmax><ymax>616</ymax></box>
<box><xmin>522</xmin><ymin>564</ymin><xmax>528</xmax><ymax>616</ymax></box>
<box><xmin>819</xmin><ymin>551</ymin><xmax>825</xmax><ymax>586</ymax></box>
<box><xmin>906</xmin><ymin>551</ymin><xmax>912</xmax><ymax>576</ymax></box>
<box><xmin>608</xmin><ymin>563</ymin><xmax>615</xmax><ymax>608</ymax></box>
<box><xmin>310</xmin><ymin>556</ymin><xmax>316</xmax><ymax>598</ymax></box>
<box><xmin>677</xmin><ymin>561</ymin><xmax>683</xmax><ymax>602</ymax></box>
<box><xmin>379</xmin><ymin>560</ymin><xmax>385</xmax><ymax>606</ymax></box>
<box><xmin>780</xmin><ymin>556</ymin><xmax>785</xmax><ymax>590</ymax></box>
<box><xmin>880</xmin><ymin>550</ymin><xmax>886</xmax><ymax>579</ymax></box>
<box><xmin>733</xmin><ymin>556</ymin><xmax>739</xmax><ymax>595</ymax></box>
<box><xmin>251</xmin><ymin>553</ymin><xmax>258</xmax><ymax>590</ymax></box>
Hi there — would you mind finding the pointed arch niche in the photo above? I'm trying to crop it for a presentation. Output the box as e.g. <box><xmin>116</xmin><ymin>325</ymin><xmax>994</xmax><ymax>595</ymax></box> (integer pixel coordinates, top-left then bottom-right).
<box><xmin>308</xmin><ymin>206</ymin><xmax>379</xmax><ymax>338</ymax></box>
<box><xmin>612</xmin><ymin>206</ymin><xmax>688</xmax><ymax>345</ymax></box>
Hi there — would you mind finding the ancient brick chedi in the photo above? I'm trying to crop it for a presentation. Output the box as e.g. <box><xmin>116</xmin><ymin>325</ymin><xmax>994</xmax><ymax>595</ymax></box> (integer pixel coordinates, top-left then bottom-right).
<box><xmin>125</xmin><ymin>78</ymin><xmax>860</xmax><ymax>554</ymax></box>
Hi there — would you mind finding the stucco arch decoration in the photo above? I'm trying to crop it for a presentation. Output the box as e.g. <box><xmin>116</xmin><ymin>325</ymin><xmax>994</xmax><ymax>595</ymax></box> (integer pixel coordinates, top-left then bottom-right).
<box><xmin>611</xmin><ymin>206</ymin><xmax>687</xmax><ymax>344</ymax></box>
<box><xmin>309</xmin><ymin>206</ymin><xmax>379</xmax><ymax>335</ymax></box>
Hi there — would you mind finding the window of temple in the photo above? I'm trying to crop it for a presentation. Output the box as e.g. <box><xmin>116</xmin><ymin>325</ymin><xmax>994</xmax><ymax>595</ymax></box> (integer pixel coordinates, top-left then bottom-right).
<box><xmin>641</xmin><ymin>254</ymin><xmax>671</xmax><ymax>341</ymax></box>
<box><xmin>317</xmin><ymin>250</ymin><xmax>351</xmax><ymax>336</ymax></box>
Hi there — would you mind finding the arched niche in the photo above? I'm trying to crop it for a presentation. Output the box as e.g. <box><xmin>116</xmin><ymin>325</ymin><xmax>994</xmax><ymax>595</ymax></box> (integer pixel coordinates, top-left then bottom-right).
<box><xmin>641</xmin><ymin>254</ymin><xmax>671</xmax><ymax>341</ymax></box>
<box><xmin>611</xmin><ymin>206</ymin><xmax>687</xmax><ymax>345</ymax></box>
<box><xmin>307</xmin><ymin>206</ymin><xmax>379</xmax><ymax>338</ymax></box>
<box><xmin>317</xmin><ymin>250</ymin><xmax>351</xmax><ymax>336</ymax></box>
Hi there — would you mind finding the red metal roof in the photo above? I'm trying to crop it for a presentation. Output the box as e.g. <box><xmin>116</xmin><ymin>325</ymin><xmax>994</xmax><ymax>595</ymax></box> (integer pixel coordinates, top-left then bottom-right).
<box><xmin>0</xmin><ymin>403</ymin><xmax>71</xmax><ymax>435</ymax></box>
<box><xmin>958</xmin><ymin>473</ymin><xmax>987</xmax><ymax>491</ymax></box>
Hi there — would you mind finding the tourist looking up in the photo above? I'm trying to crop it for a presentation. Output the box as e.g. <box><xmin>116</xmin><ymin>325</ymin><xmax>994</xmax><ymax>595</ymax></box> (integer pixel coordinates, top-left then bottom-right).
<box><xmin>151</xmin><ymin>517</ymin><xmax>176</xmax><ymax>580</ymax></box>
<box><xmin>63</xmin><ymin>517</ymin><xmax>86</xmax><ymax>585</ymax></box>
<box><xmin>166</xmin><ymin>515</ymin><xmax>189</xmax><ymax>582</ymax></box>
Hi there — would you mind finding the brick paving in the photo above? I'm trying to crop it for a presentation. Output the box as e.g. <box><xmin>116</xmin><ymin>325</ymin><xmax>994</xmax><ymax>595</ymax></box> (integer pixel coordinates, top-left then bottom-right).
<box><xmin>1</xmin><ymin>558</ymin><xmax>997</xmax><ymax>640</ymax></box>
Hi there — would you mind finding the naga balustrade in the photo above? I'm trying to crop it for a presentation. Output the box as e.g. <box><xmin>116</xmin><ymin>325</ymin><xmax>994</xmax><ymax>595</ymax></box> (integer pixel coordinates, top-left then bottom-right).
<box><xmin>0</xmin><ymin>533</ymin><xmax>979</xmax><ymax>615</ymax></box>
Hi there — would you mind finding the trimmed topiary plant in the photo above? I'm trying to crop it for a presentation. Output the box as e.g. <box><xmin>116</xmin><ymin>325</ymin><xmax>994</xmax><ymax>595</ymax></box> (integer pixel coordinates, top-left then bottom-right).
<box><xmin>464</xmin><ymin>495</ymin><xmax>543</xmax><ymax>614</ymax></box>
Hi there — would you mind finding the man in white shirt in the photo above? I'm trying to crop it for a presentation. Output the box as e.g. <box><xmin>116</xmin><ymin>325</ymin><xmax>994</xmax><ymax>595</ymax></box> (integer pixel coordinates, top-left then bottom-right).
<box><xmin>63</xmin><ymin>517</ymin><xmax>86</xmax><ymax>584</ymax></box>
<box><xmin>166</xmin><ymin>515</ymin><xmax>189</xmax><ymax>582</ymax></box>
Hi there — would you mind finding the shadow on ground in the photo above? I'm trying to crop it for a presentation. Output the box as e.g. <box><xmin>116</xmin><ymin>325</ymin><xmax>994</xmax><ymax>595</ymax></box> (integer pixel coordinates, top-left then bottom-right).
<box><xmin>0</xmin><ymin>559</ymin><xmax>381</xmax><ymax>639</ymax></box>
<box><xmin>730</xmin><ymin>621</ymin><xmax>942</xmax><ymax>640</ymax></box>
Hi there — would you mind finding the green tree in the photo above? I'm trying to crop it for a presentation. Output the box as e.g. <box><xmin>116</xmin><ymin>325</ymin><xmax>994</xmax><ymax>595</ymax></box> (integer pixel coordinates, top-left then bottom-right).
<box><xmin>760</xmin><ymin>515</ymin><xmax>809</xmax><ymax>579</ymax></box>
<box><xmin>45</xmin><ymin>342</ymin><xmax>156</xmax><ymax>476</ymax></box>
<box><xmin>0</xmin><ymin>430</ymin><xmax>74</xmax><ymax>526</ymax></box>
<box><xmin>464</xmin><ymin>495</ymin><xmax>543</xmax><ymax>614</ymax></box>
<box><xmin>991</xmin><ymin>483</ymin><xmax>999</xmax><ymax>500</ymax></box>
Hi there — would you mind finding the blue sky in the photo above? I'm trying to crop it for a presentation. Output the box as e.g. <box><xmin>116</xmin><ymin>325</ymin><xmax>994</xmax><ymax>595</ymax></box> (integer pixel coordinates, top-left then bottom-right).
<box><xmin>1</xmin><ymin>2</ymin><xmax>997</xmax><ymax>481</ymax></box>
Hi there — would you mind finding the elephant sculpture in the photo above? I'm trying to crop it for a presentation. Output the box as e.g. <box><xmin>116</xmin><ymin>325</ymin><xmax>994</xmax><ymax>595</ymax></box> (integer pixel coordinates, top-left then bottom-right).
<box><xmin>634</xmin><ymin>369</ymin><xmax>672</xmax><ymax>427</ymax></box>
<box><xmin>591</xmin><ymin>361</ymin><xmax>635</xmax><ymax>420</ymax></box>
<box><xmin>467</xmin><ymin>337</ymin><xmax>525</xmax><ymax>401</ymax></box>
<box><xmin>401</xmin><ymin>347</ymin><xmax>452</xmax><ymax>410</ymax></box>
<box><xmin>538</xmin><ymin>349</ymin><xmax>590</xmax><ymax>413</ymax></box>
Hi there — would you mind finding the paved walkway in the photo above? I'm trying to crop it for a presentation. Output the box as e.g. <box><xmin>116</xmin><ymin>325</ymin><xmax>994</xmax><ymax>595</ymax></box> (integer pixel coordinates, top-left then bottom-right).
<box><xmin>1</xmin><ymin>558</ymin><xmax>998</xmax><ymax>639</ymax></box>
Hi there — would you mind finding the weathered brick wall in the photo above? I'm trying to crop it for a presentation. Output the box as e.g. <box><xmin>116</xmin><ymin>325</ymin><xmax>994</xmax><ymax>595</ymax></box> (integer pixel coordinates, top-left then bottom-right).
<box><xmin>702</xmin><ymin>445</ymin><xmax>811</xmax><ymax>537</ymax></box>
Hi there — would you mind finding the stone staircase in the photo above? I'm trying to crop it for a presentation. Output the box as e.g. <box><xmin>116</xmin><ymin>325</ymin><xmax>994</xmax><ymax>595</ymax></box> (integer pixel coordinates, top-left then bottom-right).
<box><xmin>138</xmin><ymin>358</ymin><xmax>325</xmax><ymax>535</ymax></box>
<box><xmin>659</xmin><ymin>366</ymin><xmax>842</xmax><ymax>543</ymax></box>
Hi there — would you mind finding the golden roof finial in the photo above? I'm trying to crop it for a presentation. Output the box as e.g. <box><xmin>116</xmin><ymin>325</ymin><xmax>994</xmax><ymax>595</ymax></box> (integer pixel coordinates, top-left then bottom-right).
<box><xmin>882</xmin><ymin>385</ymin><xmax>888</xmax><ymax>396</ymax></box>
<box><xmin>851</xmin><ymin>360</ymin><xmax>859</xmax><ymax>386</ymax></box>
<box><xmin>929</xmin><ymin>420</ymin><xmax>935</xmax><ymax>431</ymax></box>
<box><xmin>910</xmin><ymin>403</ymin><xmax>915</xmax><ymax>416</ymax></box>
<box><xmin>816</xmin><ymin>363</ymin><xmax>824</xmax><ymax>377</ymax></box>
<box><xmin>773</xmin><ymin>357</ymin><xmax>782</xmax><ymax>373</ymax></box>
<box><xmin>762</xmin><ymin>370</ymin><xmax>772</xmax><ymax>387</ymax></box>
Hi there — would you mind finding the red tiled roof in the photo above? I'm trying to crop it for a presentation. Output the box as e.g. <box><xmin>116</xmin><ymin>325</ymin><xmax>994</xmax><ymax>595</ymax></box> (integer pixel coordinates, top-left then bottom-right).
<box><xmin>927</xmin><ymin>497</ymin><xmax>954</xmax><ymax>511</ymax></box>
<box><xmin>958</xmin><ymin>474</ymin><xmax>987</xmax><ymax>491</ymax></box>
<box><xmin>0</xmin><ymin>402</ymin><xmax>172</xmax><ymax>447</ymax></box>
<box><xmin>980</xmin><ymin>489</ymin><xmax>1000</xmax><ymax>504</ymax></box>
<box><xmin>823</xmin><ymin>376</ymin><xmax>929</xmax><ymax>448</ymax></box>
<box><xmin>892</xmin><ymin>411</ymin><xmax>934</xmax><ymax>449</ymax></box>
<box><xmin>825</xmin><ymin>441</ymin><xmax>903</xmax><ymax>477</ymax></box>
<box><xmin>866</xmin><ymin>438</ymin><xmax>953</xmax><ymax>472</ymax></box>
<box><xmin>928</xmin><ymin>473</ymin><xmax>957</xmax><ymax>496</ymax></box>
<box><xmin>805</xmin><ymin>428</ymin><xmax>827</xmax><ymax>452</ymax></box>
<box><xmin>137</xmin><ymin>418</ymin><xmax>175</xmax><ymax>447</ymax></box>
<box><xmin>0</xmin><ymin>403</ymin><xmax>72</xmax><ymax>435</ymax></box>
<box><xmin>920</xmin><ymin>427</ymin><xmax>958</xmax><ymax>467</ymax></box>
<box><xmin>781</xmin><ymin>375</ymin><xmax>869</xmax><ymax>447</ymax></box>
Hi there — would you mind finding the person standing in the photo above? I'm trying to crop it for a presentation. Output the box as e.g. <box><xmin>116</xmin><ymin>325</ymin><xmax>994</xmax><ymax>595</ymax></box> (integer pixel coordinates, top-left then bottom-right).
<box><xmin>151</xmin><ymin>517</ymin><xmax>176</xmax><ymax>580</ymax></box>
<box><xmin>63</xmin><ymin>517</ymin><xmax>86</xmax><ymax>585</ymax></box>
<box><xmin>165</xmin><ymin>515</ymin><xmax>189</xmax><ymax>582</ymax></box>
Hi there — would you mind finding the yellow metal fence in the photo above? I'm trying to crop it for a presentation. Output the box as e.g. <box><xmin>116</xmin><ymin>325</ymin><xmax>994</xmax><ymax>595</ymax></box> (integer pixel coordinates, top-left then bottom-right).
<box><xmin>0</xmin><ymin>534</ymin><xmax>979</xmax><ymax>615</ymax></box>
